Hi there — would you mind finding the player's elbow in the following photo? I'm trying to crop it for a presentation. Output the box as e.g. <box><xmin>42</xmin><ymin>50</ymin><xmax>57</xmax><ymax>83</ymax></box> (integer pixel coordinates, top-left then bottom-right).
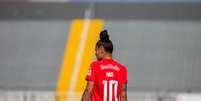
<box><xmin>121</xmin><ymin>95</ymin><xmax>127</xmax><ymax>101</ymax></box>
<box><xmin>81</xmin><ymin>89</ymin><xmax>91</xmax><ymax>101</ymax></box>
<box><xmin>120</xmin><ymin>90</ymin><xmax>127</xmax><ymax>101</ymax></box>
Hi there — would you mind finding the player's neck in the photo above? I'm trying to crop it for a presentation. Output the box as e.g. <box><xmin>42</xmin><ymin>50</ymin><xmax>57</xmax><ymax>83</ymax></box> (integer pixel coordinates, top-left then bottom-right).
<box><xmin>102</xmin><ymin>54</ymin><xmax>112</xmax><ymax>60</ymax></box>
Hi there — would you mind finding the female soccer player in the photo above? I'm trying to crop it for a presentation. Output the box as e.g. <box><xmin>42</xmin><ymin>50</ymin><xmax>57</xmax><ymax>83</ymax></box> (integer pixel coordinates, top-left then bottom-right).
<box><xmin>81</xmin><ymin>30</ymin><xmax>128</xmax><ymax>101</ymax></box>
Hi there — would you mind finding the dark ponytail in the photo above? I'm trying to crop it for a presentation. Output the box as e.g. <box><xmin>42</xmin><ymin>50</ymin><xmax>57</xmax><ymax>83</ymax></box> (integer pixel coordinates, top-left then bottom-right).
<box><xmin>100</xmin><ymin>30</ymin><xmax>109</xmax><ymax>42</ymax></box>
<box><xmin>96</xmin><ymin>30</ymin><xmax>113</xmax><ymax>54</ymax></box>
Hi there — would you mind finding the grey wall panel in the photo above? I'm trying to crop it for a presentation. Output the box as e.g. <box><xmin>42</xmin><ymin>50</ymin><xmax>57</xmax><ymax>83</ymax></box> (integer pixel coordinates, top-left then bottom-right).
<box><xmin>0</xmin><ymin>0</ymin><xmax>201</xmax><ymax>3</ymax></box>
<box><xmin>72</xmin><ymin>0</ymin><xmax>201</xmax><ymax>3</ymax></box>
<box><xmin>0</xmin><ymin>20</ymin><xmax>201</xmax><ymax>92</ymax></box>
<box><xmin>0</xmin><ymin>20</ymin><xmax>71</xmax><ymax>90</ymax></box>
<box><xmin>105</xmin><ymin>20</ymin><xmax>201</xmax><ymax>92</ymax></box>
<box><xmin>0</xmin><ymin>0</ymin><xmax>26</xmax><ymax>2</ymax></box>
<box><xmin>0</xmin><ymin>3</ymin><xmax>201</xmax><ymax>20</ymax></box>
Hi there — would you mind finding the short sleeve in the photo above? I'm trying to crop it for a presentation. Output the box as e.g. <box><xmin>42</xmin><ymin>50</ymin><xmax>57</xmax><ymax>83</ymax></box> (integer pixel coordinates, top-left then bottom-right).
<box><xmin>122</xmin><ymin>67</ymin><xmax>128</xmax><ymax>84</ymax></box>
<box><xmin>85</xmin><ymin>62</ymin><xmax>96</xmax><ymax>81</ymax></box>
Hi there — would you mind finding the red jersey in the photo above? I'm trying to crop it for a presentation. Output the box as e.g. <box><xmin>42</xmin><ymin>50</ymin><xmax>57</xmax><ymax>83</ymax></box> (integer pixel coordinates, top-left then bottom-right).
<box><xmin>86</xmin><ymin>59</ymin><xmax>128</xmax><ymax>101</ymax></box>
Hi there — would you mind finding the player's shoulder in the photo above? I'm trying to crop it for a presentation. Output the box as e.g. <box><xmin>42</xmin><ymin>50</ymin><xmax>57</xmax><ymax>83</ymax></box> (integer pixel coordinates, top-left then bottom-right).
<box><xmin>90</xmin><ymin>60</ymin><xmax>100</xmax><ymax>68</ymax></box>
<box><xmin>113</xmin><ymin>59</ymin><xmax>127</xmax><ymax>70</ymax></box>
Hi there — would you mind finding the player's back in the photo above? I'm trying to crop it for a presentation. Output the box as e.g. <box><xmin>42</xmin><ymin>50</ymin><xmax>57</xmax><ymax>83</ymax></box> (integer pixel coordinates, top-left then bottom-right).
<box><xmin>86</xmin><ymin>58</ymin><xmax>127</xmax><ymax>101</ymax></box>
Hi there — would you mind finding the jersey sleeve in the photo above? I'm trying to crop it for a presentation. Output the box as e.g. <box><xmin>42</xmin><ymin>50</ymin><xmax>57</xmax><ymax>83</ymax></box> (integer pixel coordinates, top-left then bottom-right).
<box><xmin>122</xmin><ymin>67</ymin><xmax>128</xmax><ymax>84</ymax></box>
<box><xmin>85</xmin><ymin>62</ymin><xmax>96</xmax><ymax>81</ymax></box>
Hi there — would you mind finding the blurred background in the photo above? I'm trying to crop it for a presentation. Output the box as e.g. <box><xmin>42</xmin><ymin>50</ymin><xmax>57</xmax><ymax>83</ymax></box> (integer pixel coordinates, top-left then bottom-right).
<box><xmin>0</xmin><ymin>0</ymin><xmax>201</xmax><ymax>101</ymax></box>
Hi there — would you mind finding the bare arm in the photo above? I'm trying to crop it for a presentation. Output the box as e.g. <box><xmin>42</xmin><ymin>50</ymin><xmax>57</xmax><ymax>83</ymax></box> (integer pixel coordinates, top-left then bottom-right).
<box><xmin>120</xmin><ymin>84</ymin><xmax>127</xmax><ymax>101</ymax></box>
<box><xmin>81</xmin><ymin>81</ymin><xmax>94</xmax><ymax>101</ymax></box>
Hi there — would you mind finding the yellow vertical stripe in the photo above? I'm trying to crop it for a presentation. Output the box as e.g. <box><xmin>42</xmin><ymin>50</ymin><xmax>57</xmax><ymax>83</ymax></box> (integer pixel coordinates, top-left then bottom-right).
<box><xmin>75</xmin><ymin>20</ymin><xmax>104</xmax><ymax>92</ymax></box>
<box><xmin>56</xmin><ymin>20</ymin><xmax>84</xmax><ymax>101</ymax></box>
<box><xmin>56</xmin><ymin>19</ymin><xmax>104</xmax><ymax>101</ymax></box>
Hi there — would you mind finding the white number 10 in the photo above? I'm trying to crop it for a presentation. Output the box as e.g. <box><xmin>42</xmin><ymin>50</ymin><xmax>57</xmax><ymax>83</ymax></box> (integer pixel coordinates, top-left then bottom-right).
<box><xmin>103</xmin><ymin>80</ymin><xmax>118</xmax><ymax>101</ymax></box>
